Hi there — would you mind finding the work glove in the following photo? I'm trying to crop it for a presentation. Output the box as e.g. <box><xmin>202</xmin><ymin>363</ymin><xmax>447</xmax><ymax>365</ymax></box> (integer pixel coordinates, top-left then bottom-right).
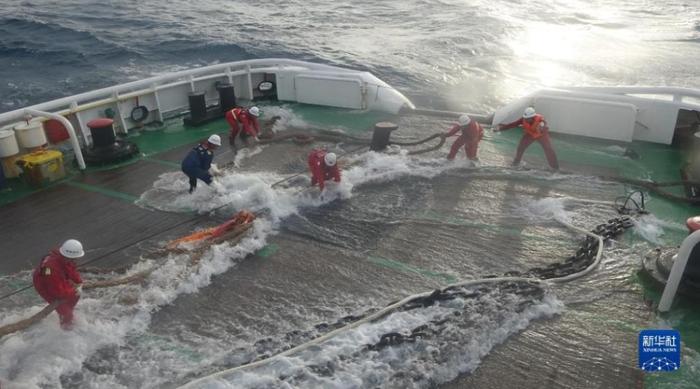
<box><xmin>210</xmin><ymin>164</ymin><xmax>222</xmax><ymax>176</ymax></box>
<box><xmin>75</xmin><ymin>284</ymin><xmax>83</xmax><ymax>296</ymax></box>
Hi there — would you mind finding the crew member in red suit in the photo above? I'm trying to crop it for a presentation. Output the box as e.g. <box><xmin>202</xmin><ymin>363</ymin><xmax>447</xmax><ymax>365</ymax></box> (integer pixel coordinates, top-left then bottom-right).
<box><xmin>308</xmin><ymin>149</ymin><xmax>341</xmax><ymax>191</ymax></box>
<box><xmin>225</xmin><ymin>106</ymin><xmax>261</xmax><ymax>148</ymax></box>
<box><xmin>32</xmin><ymin>239</ymin><xmax>85</xmax><ymax>330</ymax></box>
<box><xmin>495</xmin><ymin>107</ymin><xmax>559</xmax><ymax>170</ymax></box>
<box><xmin>445</xmin><ymin>114</ymin><xmax>483</xmax><ymax>163</ymax></box>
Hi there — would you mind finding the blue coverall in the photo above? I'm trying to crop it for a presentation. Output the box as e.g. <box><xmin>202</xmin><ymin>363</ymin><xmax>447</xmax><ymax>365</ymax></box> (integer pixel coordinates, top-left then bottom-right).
<box><xmin>181</xmin><ymin>144</ymin><xmax>214</xmax><ymax>193</ymax></box>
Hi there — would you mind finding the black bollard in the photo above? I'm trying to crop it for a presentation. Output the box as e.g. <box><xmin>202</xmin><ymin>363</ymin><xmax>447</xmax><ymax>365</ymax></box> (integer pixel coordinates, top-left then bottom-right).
<box><xmin>370</xmin><ymin>122</ymin><xmax>399</xmax><ymax>151</ymax></box>
<box><xmin>82</xmin><ymin>118</ymin><xmax>139</xmax><ymax>165</ymax></box>
<box><xmin>217</xmin><ymin>83</ymin><xmax>236</xmax><ymax>112</ymax></box>
<box><xmin>87</xmin><ymin>118</ymin><xmax>116</xmax><ymax>148</ymax></box>
<box><xmin>187</xmin><ymin>92</ymin><xmax>207</xmax><ymax>123</ymax></box>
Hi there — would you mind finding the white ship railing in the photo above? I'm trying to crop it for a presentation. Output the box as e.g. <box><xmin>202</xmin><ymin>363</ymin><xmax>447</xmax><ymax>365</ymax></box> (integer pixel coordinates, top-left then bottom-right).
<box><xmin>0</xmin><ymin>59</ymin><xmax>414</xmax><ymax>170</ymax></box>
<box><xmin>0</xmin><ymin>58</ymin><xmax>411</xmax><ymax>126</ymax></box>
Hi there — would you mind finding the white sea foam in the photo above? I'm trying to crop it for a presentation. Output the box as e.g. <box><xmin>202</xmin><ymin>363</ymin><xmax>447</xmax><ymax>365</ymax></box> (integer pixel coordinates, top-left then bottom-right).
<box><xmin>261</xmin><ymin>105</ymin><xmax>312</xmax><ymax>132</ymax></box>
<box><xmin>632</xmin><ymin>213</ymin><xmax>687</xmax><ymax>245</ymax></box>
<box><xmin>520</xmin><ymin>197</ymin><xmax>571</xmax><ymax>223</ymax></box>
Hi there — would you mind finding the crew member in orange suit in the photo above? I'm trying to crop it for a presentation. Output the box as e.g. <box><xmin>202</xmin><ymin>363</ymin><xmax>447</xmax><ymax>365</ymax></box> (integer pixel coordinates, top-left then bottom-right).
<box><xmin>495</xmin><ymin>106</ymin><xmax>559</xmax><ymax>170</ymax></box>
<box><xmin>32</xmin><ymin>239</ymin><xmax>85</xmax><ymax>330</ymax></box>
<box><xmin>225</xmin><ymin>106</ymin><xmax>260</xmax><ymax>148</ymax></box>
<box><xmin>445</xmin><ymin>114</ymin><xmax>483</xmax><ymax>163</ymax></box>
<box><xmin>308</xmin><ymin>149</ymin><xmax>341</xmax><ymax>191</ymax></box>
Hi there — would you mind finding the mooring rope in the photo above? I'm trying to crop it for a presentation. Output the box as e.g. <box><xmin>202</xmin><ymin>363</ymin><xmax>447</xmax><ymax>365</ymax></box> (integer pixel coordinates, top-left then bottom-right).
<box><xmin>403</xmin><ymin>133</ymin><xmax>446</xmax><ymax>155</ymax></box>
<box><xmin>602</xmin><ymin>175</ymin><xmax>700</xmax><ymax>205</ymax></box>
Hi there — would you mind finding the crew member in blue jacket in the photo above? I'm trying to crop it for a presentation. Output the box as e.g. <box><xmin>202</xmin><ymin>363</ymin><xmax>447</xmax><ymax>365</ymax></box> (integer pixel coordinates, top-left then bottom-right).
<box><xmin>181</xmin><ymin>134</ymin><xmax>222</xmax><ymax>193</ymax></box>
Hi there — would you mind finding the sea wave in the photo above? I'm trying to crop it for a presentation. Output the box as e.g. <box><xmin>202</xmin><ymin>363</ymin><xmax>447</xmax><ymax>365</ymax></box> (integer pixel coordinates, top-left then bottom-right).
<box><xmin>0</xmin><ymin>17</ymin><xmax>137</xmax><ymax>59</ymax></box>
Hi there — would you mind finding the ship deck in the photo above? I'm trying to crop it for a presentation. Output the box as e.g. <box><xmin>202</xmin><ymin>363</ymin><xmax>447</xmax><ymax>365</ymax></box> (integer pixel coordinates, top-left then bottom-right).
<box><xmin>1</xmin><ymin>104</ymin><xmax>697</xmax><ymax>388</ymax></box>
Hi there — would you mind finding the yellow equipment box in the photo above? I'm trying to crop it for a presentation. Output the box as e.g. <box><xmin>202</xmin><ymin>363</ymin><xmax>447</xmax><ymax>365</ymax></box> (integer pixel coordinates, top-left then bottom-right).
<box><xmin>17</xmin><ymin>149</ymin><xmax>66</xmax><ymax>187</ymax></box>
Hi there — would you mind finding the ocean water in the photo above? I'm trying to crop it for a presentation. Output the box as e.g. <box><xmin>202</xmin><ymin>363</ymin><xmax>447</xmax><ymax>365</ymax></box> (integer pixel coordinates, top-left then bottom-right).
<box><xmin>2</xmin><ymin>1</ymin><xmax>700</xmax><ymax>388</ymax></box>
<box><xmin>2</xmin><ymin>0</ymin><xmax>700</xmax><ymax>113</ymax></box>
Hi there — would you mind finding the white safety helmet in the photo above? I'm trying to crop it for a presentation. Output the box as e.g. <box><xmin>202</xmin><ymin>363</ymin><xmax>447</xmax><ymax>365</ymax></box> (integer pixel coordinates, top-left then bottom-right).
<box><xmin>324</xmin><ymin>152</ymin><xmax>337</xmax><ymax>167</ymax></box>
<box><xmin>60</xmin><ymin>239</ymin><xmax>85</xmax><ymax>259</ymax></box>
<box><xmin>523</xmin><ymin>107</ymin><xmax>537</xmax><ymax>119</ymax></box>
<box><xmin>207</xmin><ymin>134</ymin><xmax>222</xmax><ymax>146</ymax></box>
<box><xmin>248</xmin><ymin>106</ymin><xmax>260</xmax><ymax>117</ymax></box>
<box><xmin>458</xmin><ymin>114</ymin><xmax>471</xmax><ymax>126</ymax></box>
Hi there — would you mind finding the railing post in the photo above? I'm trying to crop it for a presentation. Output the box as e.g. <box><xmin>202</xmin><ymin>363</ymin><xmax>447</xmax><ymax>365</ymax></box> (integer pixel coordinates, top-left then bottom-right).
<box><xmin>188</xmin><ymin>75</ymin><xmax>196</xmax><ymax>92</ymax></box>
<box><xmin>246</xmin><ymin>65</ymin><xmax>254</xmax><ymax>101</ymax></box>
<box><xmin>152</xmin><ymin>84</ymin><xmax>164</xmax><ymax>122</ymax></box>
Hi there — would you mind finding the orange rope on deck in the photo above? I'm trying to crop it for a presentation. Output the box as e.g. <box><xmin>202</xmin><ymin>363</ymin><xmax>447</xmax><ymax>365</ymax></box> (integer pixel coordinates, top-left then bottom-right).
<box><xmin>0</xmin><ymin>301</ymin><xmax>61</xmax><ymax>338</ymax></box>
<box><xmin>166</xmin><ymin>210</ymin><xmax>256</xmax><ymax>248</ymax></box>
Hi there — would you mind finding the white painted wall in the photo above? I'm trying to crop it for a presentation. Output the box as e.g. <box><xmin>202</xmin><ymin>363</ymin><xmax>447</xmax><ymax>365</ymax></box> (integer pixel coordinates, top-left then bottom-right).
<box><xmin>534</xmin><ymin>95</ymin><xmax>637</xmax><ymax>142</ymax></box>
<box><xmin>492</xmin><ymin>87</ymin><xmax>700</xmax><ymax>144</ymax></box>
<box><xmin>295</xmin><ymin>75</ymin><xmax>363</xmax><ymax>109</ymax></box>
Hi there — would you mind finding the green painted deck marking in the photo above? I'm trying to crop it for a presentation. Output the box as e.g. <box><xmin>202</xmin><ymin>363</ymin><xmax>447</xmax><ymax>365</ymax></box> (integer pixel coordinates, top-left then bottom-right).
<box><xmin>126</xmin><ymin>117</ymin><xmax>227</xmax><ymax>157</ymax></box>
<box><xmin>0</xmin><ymin>173</ymin><xmax>77</xmax><ymax>206</ymax></box>
<box><xmin>367</xmin><ymin>255</ymin><xmax>457</xmax><ymax>283</ymax></box>
<box><xmin>256</xmin><ymin>243</ymin><xmax>279</xmax><ymax>258</ymax></box>
<box><xmin>0</xmin><ymin>178</ymin><xmax>38</xmax><ymax>206</ymax></box>
<box><xmin>65</xmin><ymin>181</ymin><xmax>139</xmax><ymax>203</ymax></box>
<box><xmin>262</xmin><ymin>102</ymin><xmax>396</xmax><ymax>134</ymax></box>
<box><xmin>144</xmin><ymin>157</ymin><xmax>181</xmax><ymax>169</ymax></box>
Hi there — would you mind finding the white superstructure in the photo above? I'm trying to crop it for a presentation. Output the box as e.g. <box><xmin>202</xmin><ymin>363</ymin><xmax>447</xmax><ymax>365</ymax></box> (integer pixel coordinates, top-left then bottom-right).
<box><xmin>492</xmin><ymin>86</ymin><xmax>700</xmax><ymax>144</ymax></box>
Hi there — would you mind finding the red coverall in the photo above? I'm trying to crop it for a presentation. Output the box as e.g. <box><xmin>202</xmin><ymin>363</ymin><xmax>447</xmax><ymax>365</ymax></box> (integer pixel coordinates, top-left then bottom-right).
<box><xmin>498</xmin><ymin>114</ymin><xmax>559</xmax><ymax>170</ymax></box>
<box><xmin>32</xmin><ymin>250</ymin><xmax>82</xmax><ymax>329</ymax></box>
<box><xmin>225</xmin><ymin>108</ymin><xmax>260</xmax><ymax>146</ymax></box>
<box><xmin>446</xmin><ymin>120</ymin><xmax>484</xmax><ymax>160</ymax></box>
<box><xmin>308</xmin><ymin>149</ymin><xmax>341</xmax><ymax>191</ymax></box>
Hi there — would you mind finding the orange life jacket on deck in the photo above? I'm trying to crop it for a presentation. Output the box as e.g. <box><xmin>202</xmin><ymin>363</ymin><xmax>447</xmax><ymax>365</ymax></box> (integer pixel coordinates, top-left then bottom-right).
<box><xmin>521</xmin><ymin>114</ymin><xmax>545</xmax><ymax>139</ymax></box>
